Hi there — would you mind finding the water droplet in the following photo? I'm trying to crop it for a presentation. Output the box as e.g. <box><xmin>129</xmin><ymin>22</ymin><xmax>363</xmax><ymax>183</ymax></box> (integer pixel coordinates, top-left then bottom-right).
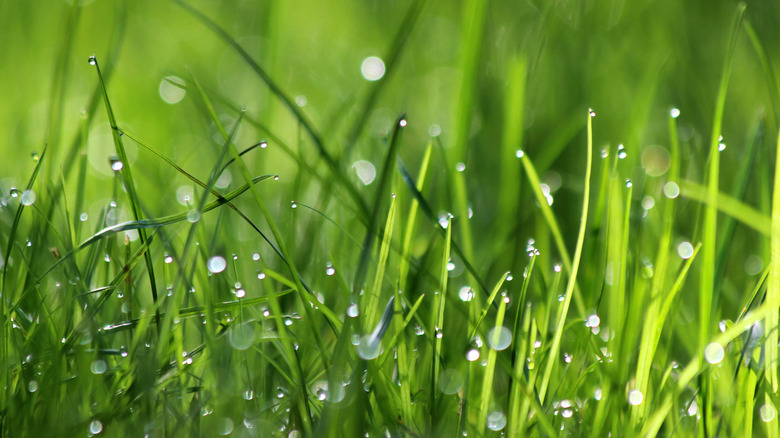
<box><xmin>243</xmin><ymin>389</ymin><xmax>254</xmax><ymax>400</ymax></box>
<box><xmin>760</xmin><ymin>404</ymin><xmax>776</xmax><ymax>422</ymax></box>
<box><xmin>466</xmin><ymin>349</ymin><xmax>480</xmax><ymax>361</ymax></box>
<box><xmin>670</xmin><ymin>108</ymin><xmax>680</xmax><ymax>118</ymax></box>
<box><xmin>515</xmin><ymin>149</ymin><xmax>524</xmax><ymax>158</ymax></box>
<box><xmin>252</xmin><ymin>253</ymin><xmax>261</xmax><ymax>261</ymax></box>
<box><xmin>663</xmin><ymin>181</ymin><xmax>680</xmax><ymax>199</ymax></box>
<box><xmin>28</xmin><ymin>380</ymin><xmax>38</xmax><ymax>393</ymax></box>
<box><xmin>458</xmin><ymin>286</ymin><xmax>474</xmax><ymax>302</ymax></box>
<box><xmin>704</xmin><ymin>342</ymin><xmax>724</xmax><ymax>364</ymax></box>
<box><xmin>9</xmin><ymin>188</ymin><xmax>20</xmax><ymax>198</ymax></box>
<box><xmin>628</xmin><ymin>389</ymin><xmax>643</xmax><ymax>406</ymax></box>
<box><xmin>164</xmin><ymin>255</ymin><xmax>173</xmax><ymax>264</ymax></box>
<box><xmin>414</xmin><ymin>325</ymin><xmax>424</xmax><ymax>336</ymax></box>
<box><xmin>589</xmin><ymin>109</ymin><xmax>596</xmax><ymax>117</ymax></box>
<box><xmin>718</xmin><ymin>142</ymin><xmax>726</xmax><ymax>151</ymax></box>
<box><xmin>273</xmin><ymin>175</ymin><xmax>280</xmax><ymax>181</ymax></box>
<box><xmin>229</xmin><ymin>323</ymin><xmax>256</xmax><ymax>350</ymax></box>
<box><xmin>91</xmin><ymin>359</ymin><xmax>107</xmax><ymax>374</ymax></box>
<box><xmin>677</xmin><ymin>241</ymin><xmax>694</xmax><ymax>259</ymax></box>
<box><xmin>352</xmin><ymin>160</ymin><xmax>376</xmax><ymax>185</ymax></box>
<box><xmin>257</xmin><ymin>272</ymin><xmax>266</xmax><ymax>280</ymax></box>
<box><xmin>236</xmin><ymin>289</ymin><xmax>246</xmax><ymax>298</ymax></box>
<box><xmin>428</xmin><ymin>124</ymin><xmax>441</xmax><ymax>137</ymax></box>
<box><xmin>347</xmin><ymin>303</ymin><xmax>359</xmax><ymax>317</ymax></box>
<box><xmin>487</xmin><ymin>326</ymin><xmax>512</xmax><ymax>350</ymax></box>
<box><xmin>600</xmin><ymin>147</ymin><xmax>609</xmax><ymax>159</ymax></box>
<box><xmin>187</xmin><ymin>209</ymin><xmax>201</xmax><ymax>223</ymax></box>
<box><xmin>89</xmin><ymin>420</ymin><xmax>103</xmax><ymax>434</ymax></box>
<box><xmin>80</xmin><ymin>212</ymin><xmax>89</xmax><ymax>222</ymax></box>
<box><xmin>585</xmin><ymin>314</ymin><xmax>601</xmax><ymax>328</ymax></box>
<box><xmin>455</xmin><ymin>162</ymin><xmax>466</xmax><ymax>172</ymax></box>
<box><xmin>361</xmin><ymin>56</ymin><xmax>385</xmax><ymax>81</ymax></box>
<box><xmin>642</xmin><ymin>196</ymin><xmax>655</xmax><ymax>210</ymax></box>
<box><xmin>31</xmin><ymin>152</ymin><xmax>39</xmax><ymax>161</ymax></box>
<box><xmin>104</xmin><ymin>254</ymin><xmax>111</xmax><ymax>262</ymax></box>
<box><xmin>325</xmin><ymin>262</ymin><xmax>335</xmax><ymax>276</ymax></box>
<box><xmin>486</xmin><ymin>411</ymin><xmax>507</xmax><ymax>431</ymax></box>
<box><xmin>357</xmin><ymin>335</ymin><xmax>381</xmax><ymax>359</ymax></box>
<box><xmin>207</xmin><ymin>255</ymin><xmax>227</xmax><ymax>273</ymax></box>
<box><xmin>617</xmin><ymin>144</ymin><xmax>627</xmax><ymax>159</ymax></box>
<box><xmin>20</xmin><ymin>190</ymin><xmax>36</xmax><ymax>206</ymax></box>
<box><xmin>88</xmin><ymin>55</ymin><xmax>97</xmax><ymax>65</ymax></box>
<box><xmin>241</xmin><ymin>105</ymin><xmax>247</xmax><ymax>112</ymax></box>
<box><xmin>625</xmin><ymin>179</ymin><xmax>632</xmax><ymax>188</ymax></box>
<box><xmin>563</xmin><ymin>353</ymin><xmax>572</xmax><ymax>363</ymax></box>
<box><xmin>159</xmin><ymin>76</ymin><xmax>185</xmax><ymax>104</ymax></box>
<box><xmin>291</xmin><ymin>201</ymin><xmax>298</xmax><ymax>208</ymax></box>
<box><xmin>438</xmin><ymin>368</ymin><xmax>464</xmax><ymax>395</ymax></box>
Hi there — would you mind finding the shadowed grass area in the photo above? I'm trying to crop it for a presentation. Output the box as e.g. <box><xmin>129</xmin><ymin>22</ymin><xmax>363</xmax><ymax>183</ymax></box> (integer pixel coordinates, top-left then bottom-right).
<box><xmin>2</xmin><ymin>0</ymin><xmax>780</xmax><ymax>436</ymax></box>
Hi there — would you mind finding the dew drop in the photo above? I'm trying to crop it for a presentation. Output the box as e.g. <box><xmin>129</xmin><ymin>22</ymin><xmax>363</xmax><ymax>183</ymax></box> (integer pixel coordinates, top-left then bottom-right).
<box><xmin>273</xmin><ymin>175</ymin><xmax>280</xmax><ymax>181</ymax></box>
<box><xmin>589</xmin><ymin>109</ymin><xmax>596</xmax><ymax>117</ymax></box>
<box><xmin>325</xmin><ymin>262</ymin><xmax>335</xmax><ymax>276</ymax></box>
<box><xmin>458</xmin><ymin>286</ymin><xmax>474</xmax><ymax>302</ymax></box>
<box><xmin>257</xmin><ymin>272</ymin><xmax>266</xmax><ymax>280</ymax></box>
<box><xmin>399</xmin><ymin>119</ymin><xmax>407</xmax><ymax>127</ymax></box>
<box><xmin>164</xmin><ymin>255</ymin><xmax>173</xmax><ymax>264</ymax></box>
<box><xmin>663</xmin><ymin>181</ymin><xmax>680</xmax><ymax>199</ymax></box>
<box><xmin>628</xmin><ymin>389</ymin><xmax>643</xmax><ymax>406</ymax></box>
<box><xmin>670</xmin><ymin>108</ymin><xmax>680</xmax><ymax>118</ymax></box>
<box><xmin>455</xmin><ymin>162</ymin><xmax>466</xmax><ymax>172</ymax></box>
<box><xmin>486</xmin><ymin>411</ymin><xmax>507</xmax><ymax>431</ymax></box>
<box><xmin>187</xmin><ymin>209</ymin><xmax>201</xmax><ymax>223</ymax></box>
<box><xmin>91</xmin><ymin>359</ymin><xmax>107</xmax><ymax>375</ymax></box>
<box><xmin>207</xmin><ymin>255</ymin><xmax>227</xmax><ymax>273</ymax></box>
<box><xmin>88</xmin><ymin>55</ymin><xmax>97</xmax><ymax>65</ymax></box>
<box><xmin>28</xmin><ymin>380</ymin><xmax>38</xmax><ymax>393</ymax></box>
<box><xmin>291</xmin><ymin>201</ymin><xmax>298</xmax><ymax>208</ymax></box>
<box><xmin>515</xmin><ymin>149</ymin><xmax>524</xmax><ymax>158</ymax></box>
<box><xmin>347</xmin><ymin>303</ymin><xmax>359</xmax><ymax>317</ymax></box>
<box><xmin>487</xmin><ymin>326</ymin><xmax>512</xmax><ymax>350</ymax></box>
<box><xmin>677</xmin><ymin>241</ymin><xmax>694</xmax><ymax>259</ymax></box>
<box><xmin>760</xmin><ymin>404</ymin><xmax>776</xmax><ymax>422</ymax></box>
<box><xmin>252</xmin><ymin>253</ymin><xmax>261</xmax><ymax>261</ymax></box>
<box><xmin>89</xmin><ymin>420</ymin><xmax>103</xmax><ymax>434</ymax></box>
<box><xmin>360</xmin><ymin>56</ymin><xmax>385</xmax><ymax>81</ymax></box>
<box><xmin>9</xmin><ymin>188</ymin><xmax>20</xmax><ymax>198</ymax></box>
<box><xmin>625</xmin><ymin>179</ymin><xmax>632</xmax><ymax>188</ymax></box>
<box><xmin>31</xmin><ymin>152</ymin><xmax>39</xmax><ymax>161</ymax></box>
<box><xmin>80</xmin><ymin>212</ymin><xmax>89</xmax><ymax>222</ymax></box>
<box><xmin>466</xmin><ymin>349</ymin><xmax>480</xmax><ymax>361</ymax></box>
<box><xmin>357</xmin><ymin>335</ymin><xmax>381</xmax><ymax>359</ymax></box>
<box><xmin>20</xmin><ymin>190</ymin><xmax>36</xmax><ymax>206</ymax></box>
<box><xmin>704</xmin><ymin>342</ymin><xmax>724</xmax><ymax>364</ymax></box>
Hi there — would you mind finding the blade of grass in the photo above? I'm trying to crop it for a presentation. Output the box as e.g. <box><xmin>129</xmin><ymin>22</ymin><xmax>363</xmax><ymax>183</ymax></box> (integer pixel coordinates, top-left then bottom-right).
<box><xmin>538</xmin><ymin>109</ymin><xmax>593</xmax><ymax>404</ymax></box>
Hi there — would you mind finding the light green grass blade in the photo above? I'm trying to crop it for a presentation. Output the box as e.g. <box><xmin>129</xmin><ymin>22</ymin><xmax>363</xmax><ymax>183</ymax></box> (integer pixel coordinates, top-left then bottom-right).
<box><xmin>538</xmin><ymin>109</ymin><xmax>593</xmax><ymax>404</ymax></box>
<box><xmin>766</xmin><ymin>125</ymin><xmax>780</xmax><ymax>436</ymax></box>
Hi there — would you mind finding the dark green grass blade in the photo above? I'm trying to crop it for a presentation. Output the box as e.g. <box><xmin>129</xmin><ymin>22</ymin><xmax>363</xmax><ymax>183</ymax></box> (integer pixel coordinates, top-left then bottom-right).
<box><xmin>352</xmin><ymin>115</ymin><xmax>406</xmax><ymax>295</ymax></box>
<box><xmin>90</xmin><ymin>55</ymin><xmax>161</xmax><ymax>314</ymax></box>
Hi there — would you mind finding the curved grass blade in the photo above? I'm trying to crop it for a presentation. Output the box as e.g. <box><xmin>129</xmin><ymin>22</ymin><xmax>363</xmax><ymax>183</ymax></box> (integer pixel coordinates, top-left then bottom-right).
<box><xmin>90</xmin><ymin>55</ymin><xmax>161</xmax><ymax>317</ymax></box>
<box><xmin>538</xmin><ymin>109</ymin><xmax>593</xmax><ymax>404</ymax></box>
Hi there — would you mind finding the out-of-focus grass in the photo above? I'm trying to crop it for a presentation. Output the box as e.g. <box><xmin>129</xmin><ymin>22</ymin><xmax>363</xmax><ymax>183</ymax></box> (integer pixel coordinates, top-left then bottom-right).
<box><xmin>2</xmin><ymin>0</ymin><xmax>780</xmax><ymax>436</ymax></box>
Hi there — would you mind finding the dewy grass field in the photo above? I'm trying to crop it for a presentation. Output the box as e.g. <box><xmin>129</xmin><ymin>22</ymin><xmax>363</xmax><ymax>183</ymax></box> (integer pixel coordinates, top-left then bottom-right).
<box><xmin>2</xmin><ymin>0</ymin><xmax>780</xmax><ymax>436</ymax></box>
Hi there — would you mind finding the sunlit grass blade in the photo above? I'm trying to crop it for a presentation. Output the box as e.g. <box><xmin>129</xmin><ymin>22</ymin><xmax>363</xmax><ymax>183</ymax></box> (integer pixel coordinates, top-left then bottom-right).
<box><xmin>537</xmin><ymin>109</ymin><xmax>593</xmax><ymax>404</ymax></box>
<box><xmin>766</xmin><ymin>123</ymin><xmax>780</xmax><ymax>436</ymax></box>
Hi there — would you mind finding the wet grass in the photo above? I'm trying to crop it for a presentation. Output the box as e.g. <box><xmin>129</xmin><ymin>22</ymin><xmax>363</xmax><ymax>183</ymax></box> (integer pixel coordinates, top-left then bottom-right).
<box><xmin>2</xmin><ymin>0</ymin><xmax>780</xmax><ymax>436</ymax></box>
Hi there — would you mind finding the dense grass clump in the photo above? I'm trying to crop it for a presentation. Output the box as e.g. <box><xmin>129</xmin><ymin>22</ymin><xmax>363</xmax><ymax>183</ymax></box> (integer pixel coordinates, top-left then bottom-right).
<box><xmin>3</xmin><ymin>0</ymin><xmax>780</xmax><ymax>436</ymax></box>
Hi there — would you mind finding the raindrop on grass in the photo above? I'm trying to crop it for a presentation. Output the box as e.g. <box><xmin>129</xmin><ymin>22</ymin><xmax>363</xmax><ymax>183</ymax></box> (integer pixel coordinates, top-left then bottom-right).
<box><xmin>360</xmin><ymin>56</ymin><xmax>385</xmax><ymax>81</ymax></box>
<box><xmin>257</xmin><ymin>272</ymin><xmax>266</xmax><ymax>280</ymax></box>
<box><xmin>487</xmin><ymin>327</ymin><xmax>512</xmax><ymax>351</ymax></box>
<box><xmin>353</xmin><ymin>160</ymin><xmax>376</xmax><ymax>185</ymax></box>
<box><xmin>357</xmin><ymin>335</ymin><xmax>381</xmax><ymax>360</ymax></box>
<box><xmin>704</xmin><ymin>342</ymin><xmax>724</xmax><ymax>364</ymax></box>
<box><xmin>670</xmin><ymin>108</ymin><xmax>680</xmax><ymax>118</ymax></box>
<box><xmin>89</xmin><ymin>420</ymin><xmax>103</xmax><ymax>434</ymax></box>
<box><xmin>20</xmin><ymin>190</ymin><xmax>36</xmax><ymax>206</ymax></box>
<box><xmin>187</xmin><ymin>209</ymin><xmax>201</xmax><ymax>223</ymax></box>
<box><xmin>207</xmin><ymin>256</ymin><xmax>227</xmax><ymax>273</ymax></box>
<box><xmin>515</xmin><ymin>149</ymin><xmax>524</xmax><ymax>158</ymax></box>
<box><xmin>663</xmin><ymin>182</ymin><xmax>680</xmax><ymax>199</ymax></box>
<box><xmin>617</xmin><ymin>144</ymin><xmax>627</xmax><ymax>159</ymax></box>
<box><xmin>229</xmin><ymin>323</ymin><xmax>256</xmax><ymax>350</ymax></box>
<box><xmin>458</xmin><ymin>286</ymin><xmax>474</xmax><ymax>302</ymax></box>
<box><xmin>486</xmin><ymin>411</ymin><xmax>507</xmax><ymax>431</ymax></box>
<box><xmin>88</xmin><ymin>55</ymin><xmax>97</xmax><ymax>65</ymax></box>
<box><xmin>399</xmin><ymin>119</ymin><xmax>407</xmax><ymax>127</ymax></box>
<box><xmin>438</xmin><ymin>368</ymin><xmax>464</xmax><ymax>395</ymax></box>
<box><xmin>80</xmin><ymin>212</ymin><xmax>88</xmax><ymax>221</ymax></box>
<box><xmin>589</xmin><ymin>109</ymin><xmax>596</xmax><ymax>117</ymax></box>
<box><xmin>455</xmin><ymin>162</ymin><xmax>466</xmax><ymax>172</ymax></box>
<box><xmin>760</xmin><ymin>404</ymin><xmax>776</xmax><ymax>422</ymax></box>
<box><xmin>347</xmin><ymin>303</ymin><xmax>359</xmax><ymax>317</ymax></box>
<box><xmin>628</xmin><ymin>390</ymin><xmax>643</xmax><ymax>406</ymax></box>
<box><xmin>91</xmin><ymin>359</ymin><xmax>107</xmax><ymax>374</ymax></box>
<box><xmin>164</xmin><ymin>255</ymin><xmax>173</xmax><ymax>264</ymax></box>
<box><xmin>159</xmin><ymin>76</ymin><xmax>186</xmax><ymax>104</ymax></box>
<box><xmin>9</xmin><ymin>188</ymin><xmax>20</xmax><ymax>198</ymax></box>
<box><xmin>585</xmin><ymin>313</ymin><xmax>601</xmax><ymax>328</ymax></box>
<box><xmin>466</xmin><ymin>349</ymin><xmax>480</xmax><ymax>361</ymax></box>
<box><xmin>28</xmin><ymin>380</ymin><xmax>38</xmax><ymax>393</ymax></box>
<box><xmin>243</xmin><ymin>390</ymin><xmax>254</xmax><ymax>400</ymax></box>
<box><xmin>291</xmin><ymin>201</ymin><xmax>298</xmax><ymax>208</ymax></box>
<box><xmin>31</xmin><ymin>152</ymin><xmax>39</xmax><ymax>161</ymax></box>
<box><xmin>325</xmin><ymin>262</ymin><xmax>335</xmax><ymax>276</ymax></box>
<box><xmin>252</xmin><ymin>253</ymin><xmax>260</xmax><ymax>261</ymax></box>
<box><xmin>677</xmin><ymin>241</ymin><xmax>694</xmax><ymax>259</ymax></box>
<box><xmin>625</xmin><ymin>180</ymin><xmax>632</xmax><ymax>188</ymax></box>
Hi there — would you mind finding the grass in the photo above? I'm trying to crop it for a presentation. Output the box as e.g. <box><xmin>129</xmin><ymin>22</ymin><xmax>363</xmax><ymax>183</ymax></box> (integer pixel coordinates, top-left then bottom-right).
<box><xmin>2</xmin><ymin>0</ymin><xmax>780</xmax><ymax>436</ymax></box>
